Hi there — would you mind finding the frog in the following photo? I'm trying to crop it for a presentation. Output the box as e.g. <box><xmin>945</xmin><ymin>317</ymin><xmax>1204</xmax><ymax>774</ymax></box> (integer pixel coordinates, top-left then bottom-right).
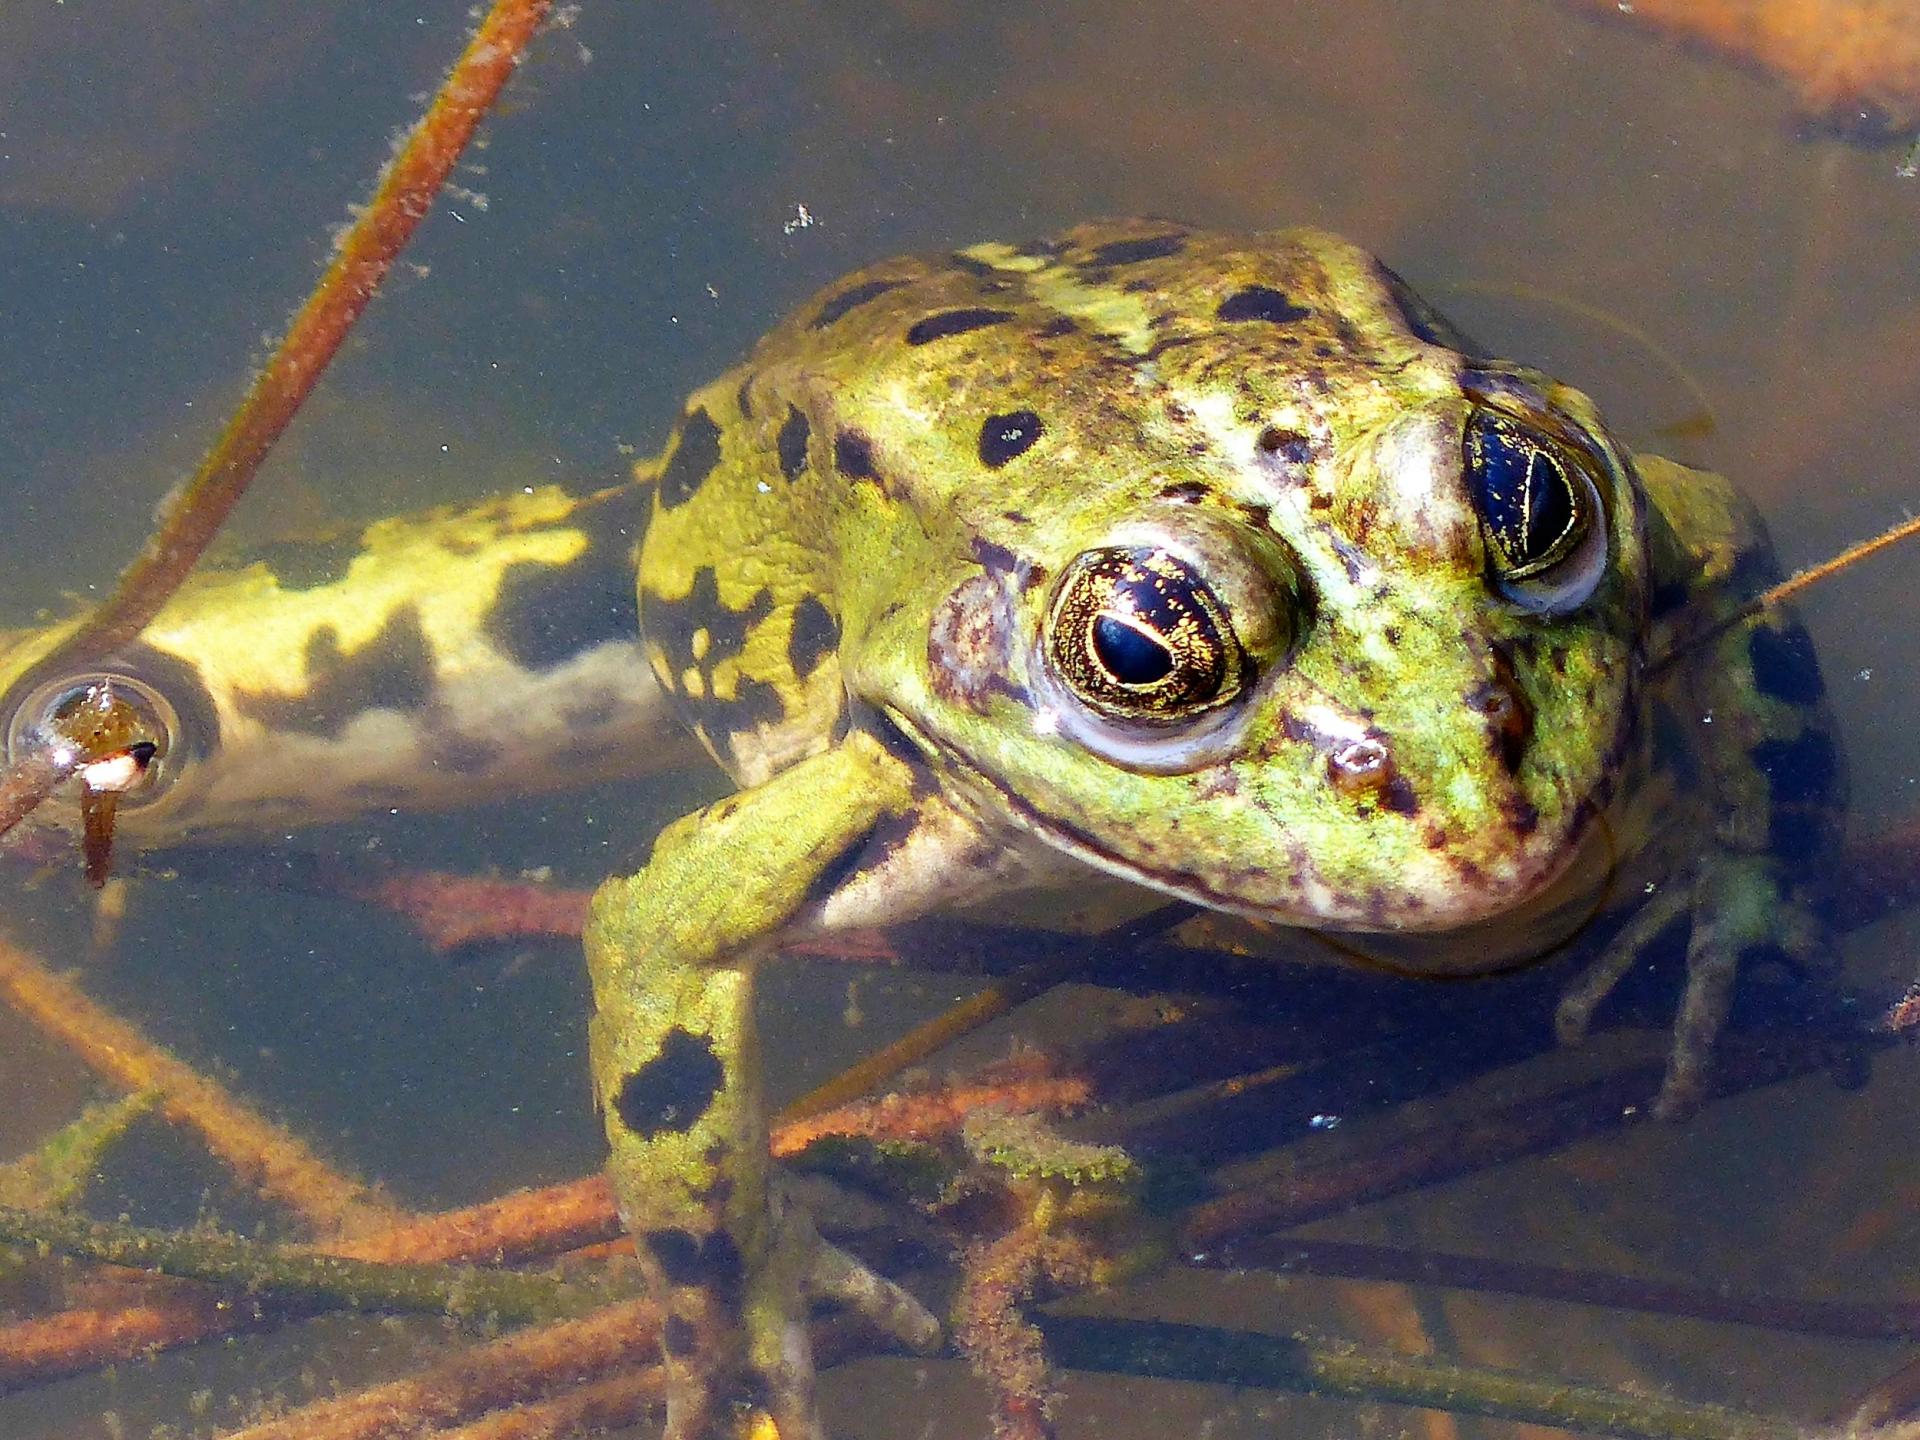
<box><xmin>585</xmin><ymin>218</ymin><xmax>1842</xmax><ymax>1440</ymax></box>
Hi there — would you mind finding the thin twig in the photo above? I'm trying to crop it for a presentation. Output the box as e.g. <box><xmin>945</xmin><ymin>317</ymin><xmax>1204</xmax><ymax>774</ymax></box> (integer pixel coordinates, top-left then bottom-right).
<box><xmin>0</xmin><ymin>1205</ymin><xmax>626</xmax><ymax>1326</ymax></box>
<box><xmin>1207</xmin><ymin>1237</ymin><xmax>1920</xmax><ymax>1343</ymax></box>
<box><xmin>0</xmin><ymin>0</ymin><xmax>556</xmax><ymax>845</ymax></box>
<box><xmin>212</xmin><ymin>1298</ymin><xmax>660</xmax><ymax>1440</ymax></box>
<box><xmin>0</xmin><ymin>935</ymin><xmax>397</xmax><ymax>1237</ymax></box>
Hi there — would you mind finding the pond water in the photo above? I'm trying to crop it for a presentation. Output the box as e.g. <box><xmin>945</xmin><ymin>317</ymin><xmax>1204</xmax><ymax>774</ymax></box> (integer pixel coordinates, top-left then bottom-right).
<box><xmin>0</xmin><ymin>1</ymin><xmax>1917</xmax><ymax>1436</ymax></box>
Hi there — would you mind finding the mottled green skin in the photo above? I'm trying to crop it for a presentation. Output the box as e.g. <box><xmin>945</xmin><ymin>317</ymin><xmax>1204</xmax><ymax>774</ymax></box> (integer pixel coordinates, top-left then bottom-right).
<box><xmin>586</xmin><ymin>221</ymin><xmax>1838</xmax><ymax>1440</ymax></box>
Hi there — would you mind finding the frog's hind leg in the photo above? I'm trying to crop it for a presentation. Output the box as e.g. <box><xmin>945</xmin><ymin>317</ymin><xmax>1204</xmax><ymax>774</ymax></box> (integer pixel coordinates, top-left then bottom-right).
<box><xmin>586</xmin><ymin>731</ymin><xmax>975</xmax><ymax>1440</ymax></box>
<box><xmin>1562</xmin><ymin>456</ymin><xmax>1847</xmax><ymax>1119</ymax></box>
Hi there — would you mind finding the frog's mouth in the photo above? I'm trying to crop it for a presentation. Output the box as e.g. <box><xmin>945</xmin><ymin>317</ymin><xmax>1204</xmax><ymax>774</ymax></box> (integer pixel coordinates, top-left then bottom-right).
<box><xmin>906</xmin><ymin>705</ymin><xmax>1626</xmax><ymax>939</ymax></box>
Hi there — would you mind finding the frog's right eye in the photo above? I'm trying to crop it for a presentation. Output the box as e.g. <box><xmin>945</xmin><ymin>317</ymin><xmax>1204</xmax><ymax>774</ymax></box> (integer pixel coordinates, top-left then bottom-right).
<box><xmin>1045</xmin><ymin>547</ymin><xmax>1247</xmax><ymax>724</ymax></box>
<box><xmin>1464</xmin><ymin>408</ymin><xmax>1608</xmax><ymax>614</ymax></box>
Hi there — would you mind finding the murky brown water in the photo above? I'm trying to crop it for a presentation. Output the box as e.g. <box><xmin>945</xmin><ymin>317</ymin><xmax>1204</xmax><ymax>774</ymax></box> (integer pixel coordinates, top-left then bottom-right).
<box><xmin>1</xmin><ymin>2</ymin><xmax>1917</xmax><ymax>1435</ymax></box>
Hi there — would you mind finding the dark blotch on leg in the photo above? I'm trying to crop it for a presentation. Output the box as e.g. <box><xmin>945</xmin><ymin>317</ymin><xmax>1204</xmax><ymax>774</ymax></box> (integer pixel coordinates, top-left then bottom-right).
<box><xmin>657</xmin><ymin>409</ymin><xmax>724</xmax><ymax>511</ymax></box>
<box><xmin>662</xmin><ymin>1314</ymin><xmax>702</xmax><ymax>1356</ymax></box>
<box><xmin>236</xmin><ymin>606</ymin><xmax>434</xmax><ymax>736</ymax></box>
<box><xmin>614</xmin><ymin>1028</ymin><xmax>725</xmax><ymax>1139</ymax></box>
<box><xmin>787</xmin><ymin>596</ymin><xmax>838</xmax><ymax>678</ymax></box>
<box><xmin>1768</xmin><ymin>808</ymin><xmax>1825</xmax><ymax>862</ymax></box>
<box><xmin>1747</xmin><ymin>624</ymin><xmax>1826</xmax><ymax>705</ymax></box>
<box><xmin>1216</xmin><ymin>286</ymin><xmax>1310</xmax><ymax>325</ymax></box>
<box><xmin>776</xmin><ymin>406</ymin><xmax>810</xmax><ymax>481</ymax></box>
<box><xmin>644</xmin><ymin>1229</ymin><xmax>746</xmax><ymax>1304</ymax></box>
<box><xmin>977</xmin><ymin>410</ymin><xmax>1044</xmax><ymax>469</ymax></box>
<box><xmin>255</xmin><ymin>535</ymin><xmax>361</xmax><ymax>592</ymax></box>
<box><xmin>906</xmin><ymin>308</ymin><xmax>1012</xmax><ymax>346</ymax></box>
<box><xmin>487</xmin><ymin>545</ymin><xmax>641</xmax><ymax>670</ymax></box>
<box><xmin>1750</xmin><ymin>732</ymin><xmax>1839</xmax><ymax>806</ymax></box>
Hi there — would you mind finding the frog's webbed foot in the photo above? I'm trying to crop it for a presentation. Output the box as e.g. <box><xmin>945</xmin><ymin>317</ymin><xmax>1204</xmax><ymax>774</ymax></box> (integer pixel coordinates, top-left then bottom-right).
<box><xmin>1555</xmin><ymin>853</ymin><xmax>1826</xmax><ymax>1119</ymax></box>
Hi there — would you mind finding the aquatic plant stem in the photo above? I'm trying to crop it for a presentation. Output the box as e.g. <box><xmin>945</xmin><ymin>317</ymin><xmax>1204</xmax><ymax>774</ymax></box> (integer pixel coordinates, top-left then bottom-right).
<box><xmin>0</xmin><ymin>936</ymin><xmax>397</xmax><ymax>1236</ymax></box>
<box><xmin>0</xmin><ymin>1204</ymin><xmax>623</xmax><ymax>1326</ymax></box>
<box><xmin>1040</xmin><ymin>1315</ymin><xmax>1801</xmax><ymax>1440</ymax></box>
<box><xmin>29</xmin><ymin>0</ymin><xmax>556</xmax><ymax>677</ymax></box>
<box><xmin>0</xmin><ymin>741</ymin><xmax>79</xmax><ymax>846</ymax></box>
<box><xmin>0</xmin><ymin>0</ymin><xmax>556</xmax><ymax>849</ymax></box>
<box><xmin>211</xmin><ymin>1297</ymin><xmax>661</xmax><ymax>1440</ymax></box>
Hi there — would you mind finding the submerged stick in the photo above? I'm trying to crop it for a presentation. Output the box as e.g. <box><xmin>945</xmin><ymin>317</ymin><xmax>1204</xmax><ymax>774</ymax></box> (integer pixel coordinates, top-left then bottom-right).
<box><xmin>0</xmin><ymin>0</ymin><xmax>555</xmax><ymax>845</ymax></box>
<box><xmin>0</xmin><ymin>936</ymin><xmax>396</xmax><ymax>1237</ymax></box>
<box><xmin>0</xmin><ymin>1204</ymin><xmax>620</xmax><ymax>1327</ymax></box>
<box><xmin>1040</xmin><ymin>1315</ymin><xmax>1801</xmax><ymax>1440</ymax></box>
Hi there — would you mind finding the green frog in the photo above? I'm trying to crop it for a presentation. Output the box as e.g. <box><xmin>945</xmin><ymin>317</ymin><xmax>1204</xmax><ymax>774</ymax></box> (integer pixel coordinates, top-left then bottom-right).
<box><xmin>586</xmin><ymin>220</ymin><xmax>1841</xmax><ymax>1439</ymax></box>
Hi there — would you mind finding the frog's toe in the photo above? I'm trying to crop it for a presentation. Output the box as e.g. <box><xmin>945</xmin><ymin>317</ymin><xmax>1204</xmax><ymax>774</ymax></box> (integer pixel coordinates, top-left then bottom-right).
<box><xmin>1652</xmin><ymin>858</ymin><xmax>1826</xmax><ymax>1121</ymax></box>
<box><xmin>807</xmin><ymin>1234</ymin><xmax>944</xmax><ymax>1355</ymax></box>
<box><xmin>1554</xmin><ymin>882</ymin><xmax>1692</xmax><ymax>1046</ymax></box>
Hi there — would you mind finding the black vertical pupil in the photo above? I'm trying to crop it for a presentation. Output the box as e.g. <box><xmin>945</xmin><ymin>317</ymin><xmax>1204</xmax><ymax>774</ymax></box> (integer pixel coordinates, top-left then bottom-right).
<box><xmin>1091</xmin><ymin>614</ymin><xmax>1174</xmax><ymax>685</ymax></box>
<box><xmin>1471</xmin><ymin>415</ymin><xmax>1575</xmax><ymax>567</ymax></box>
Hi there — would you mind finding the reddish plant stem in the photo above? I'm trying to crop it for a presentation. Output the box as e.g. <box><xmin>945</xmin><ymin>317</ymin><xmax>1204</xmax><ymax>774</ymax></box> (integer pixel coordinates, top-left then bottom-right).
<box><xmin>0</xmin><ymin>0</ymin><xmax>555</xmax><ymax>842</ymax></box>
<box><xmin>0</xmin><ymin>739</ymin><xmax>78</xmax><ymax>843</ymax></box>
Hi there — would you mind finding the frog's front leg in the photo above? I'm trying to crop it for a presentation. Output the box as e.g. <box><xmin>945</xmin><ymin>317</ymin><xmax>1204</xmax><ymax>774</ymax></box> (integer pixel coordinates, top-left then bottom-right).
<box><xmin>585</xmin><ymin>730</ymin><xmax>956</xmax><ymax>1440</ymax></box>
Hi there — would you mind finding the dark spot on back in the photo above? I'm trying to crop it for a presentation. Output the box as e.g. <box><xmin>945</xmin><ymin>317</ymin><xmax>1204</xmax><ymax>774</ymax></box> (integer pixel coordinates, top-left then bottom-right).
<box><xmin>1086</xmin><ymin>233</ymin><xmax>1187</xmax><ymax>267</ymax></box>
<box><xmin>1159</xmin><ymin>480</ymin><xmax>1209</xmax><ymax>504</ymax></box>
<box><xmin>787</xmin><ymin>596</ymin><xmax>837</xmax><ymax>678</ymax></box>
<box><xmin>834</xmin><ymin>430</ymin><xmax>877</xmax><ymax>480</ymax></box>
<box><xmin>657</xmin><ymin>409</ymin><xmax>723</xmax><ymax>511</ymax></box>
<box><xmin>776</xmin><ymin>405</ymin><xmax>810</xmax><ymax>481</ymax></box>
<box><xmin>907</xmin><ymin>308</ymin><xmax>1013</xmax><ymax>346</ymax></box>
<box><xmin>236</xmin><ymin>606</ymin><xmax>434</xmax><ymax>737</ymax></box>
<box><xmin>1748</xmin><ymin>623</ymin><xmax>1825</xmax><ymax>705</ymax></box>
<box><xmin>1035</xmin><ymin>317</ymin><xmax>1076</xmax><ymax>339</ymax></box>
<box><xmin>1381</xmin><ymin>776</ymin><xmax>1420</xmax><ymax>816</ymax></box>
<box><xmin>947</xmin><ymin>251</ymin><xmax>999</xmax><ymax>278</ymax></box>
<box><xmin>978</xmin><ymin>410</ymin><xmax>1043</xmax><ymax>468</ymax></box>
<box><xmin>255</xmin><ymin>535</ymin><xmax>361</xmax><ymax>592</ymax></box>
<box><xmin>734</xmin><ymin>376</ymin><xmax>754</xmax><ymax>421</ymax></box>
<box><xmin>1217</xmin><ymin>286</ymin><xmax>1311</xmax><ymax>325</ymax></box>
<box><xmin>1372</xmin><ymin>260</ymin><xmax>1484</xmax><ymax>354</ymax></box>
<box><xmin>811</xmin><ymin>277</ymin><xmax>907</xmax><ymax>329</ymax></box>
<box><xmin>614</xmin><ymin>1028</ymin><xmax>725</xmax><ymax>1139</ymax></box>
<box><xmin>1751</xmin><ymin>731</ymin><xmax>1839</xmax><ymax>806</ymax></box>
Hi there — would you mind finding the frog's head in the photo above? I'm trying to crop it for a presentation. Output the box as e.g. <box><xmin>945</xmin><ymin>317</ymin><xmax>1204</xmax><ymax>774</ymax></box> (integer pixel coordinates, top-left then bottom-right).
<box><xmin>848</xmin><ymin>225</ymin><xmax>1650</xmax><ymax>934</ymax></box>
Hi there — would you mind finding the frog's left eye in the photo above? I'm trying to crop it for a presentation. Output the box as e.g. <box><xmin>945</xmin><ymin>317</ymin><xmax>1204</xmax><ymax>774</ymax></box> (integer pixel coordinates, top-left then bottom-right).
<box><xmin>1046</xmin><ymin>547</ymin><xmax>1246</xmax><ymax>723</ymax></box>
<box><xmin>1465</xmin><ymin>409</ymin><xmax>1608</xmax><ymax>613</ymax></box>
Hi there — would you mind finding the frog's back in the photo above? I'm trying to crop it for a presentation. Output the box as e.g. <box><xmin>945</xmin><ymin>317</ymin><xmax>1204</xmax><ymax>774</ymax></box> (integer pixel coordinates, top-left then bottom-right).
<box><xmin>636</xmin><ymin>219</ymin><xmax>1461</xmax><ymax>786</ymax></box>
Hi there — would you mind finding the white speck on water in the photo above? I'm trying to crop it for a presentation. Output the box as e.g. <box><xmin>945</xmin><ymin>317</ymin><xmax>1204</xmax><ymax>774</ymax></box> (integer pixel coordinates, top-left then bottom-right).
<box><xmin>783</xmin><ymin>202</ymin><xmax>816</xmax><ymax>235</ymax></box>
<box><xmin>1308</xmin><ymin>1113</ymin><xmax>1341</xmax><ymax>1131</ymax></box>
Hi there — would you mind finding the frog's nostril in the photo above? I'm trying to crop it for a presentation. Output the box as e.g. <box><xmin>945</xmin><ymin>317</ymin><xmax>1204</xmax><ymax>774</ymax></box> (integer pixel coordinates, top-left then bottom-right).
<box><xmin>1470</xmin><ymin>677</ymin><xmax>1532</xmax><ymax>773</ymax></box>
<box><xmin>1327</xmin><ymin>736</ymin><xmax>1391</xmax><ymax>795</ymax></box>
